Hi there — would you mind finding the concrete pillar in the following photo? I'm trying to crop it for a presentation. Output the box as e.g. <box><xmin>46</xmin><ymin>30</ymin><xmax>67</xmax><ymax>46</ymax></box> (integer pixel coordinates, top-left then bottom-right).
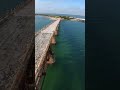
<box><xmin>51</xmin><ymin>36</ymin><xmax>56</xmax><ymax>44</ymax></box>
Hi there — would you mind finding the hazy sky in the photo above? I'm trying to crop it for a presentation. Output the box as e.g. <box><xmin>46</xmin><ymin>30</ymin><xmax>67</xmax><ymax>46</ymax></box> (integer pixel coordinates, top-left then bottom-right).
<box><xmin>35</xmin><ymin>0</ymin><xmax>85</xmax><ymax>16</ymax></box>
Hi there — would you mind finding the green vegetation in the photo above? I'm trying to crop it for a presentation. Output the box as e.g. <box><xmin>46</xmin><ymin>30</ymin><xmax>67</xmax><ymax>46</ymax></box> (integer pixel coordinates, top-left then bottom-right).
<box><xmin>53</xmin><ymin>16</ymin><xmax>74</xmax><ymax>20</ymax></box>
<box><xmin>36</xmin><ymin>14</ymin><xmax>85</xmax><ymax>23</ymax></box>
<box><xmin>37</xmin><ymin>14</ymin><xmax>74</xmax><ymax>20</ymax></box>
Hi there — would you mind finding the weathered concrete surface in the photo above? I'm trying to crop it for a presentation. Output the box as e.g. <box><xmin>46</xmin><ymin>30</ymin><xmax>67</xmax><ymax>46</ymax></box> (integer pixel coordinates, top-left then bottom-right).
<box><xmin>0</xmin><ymin>1</ymin><xmax>34</xmax><ymax>90</ymax></box>
<box><xmin>35</xmin><ymin>18</ymin><xmax>61</xmax><ymax>82</ymax></box>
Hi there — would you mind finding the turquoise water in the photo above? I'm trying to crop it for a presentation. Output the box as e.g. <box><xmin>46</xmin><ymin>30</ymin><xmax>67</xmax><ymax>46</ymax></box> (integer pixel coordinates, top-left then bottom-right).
<box><xmin>35</xmin><ymin>15</ymin><xmax>53</xmax><ymax>32</ymax></box>
<box><xmin>41</xmin><ymin>20</ymin><xmax>85</xmax><ymax>90</ymax></box>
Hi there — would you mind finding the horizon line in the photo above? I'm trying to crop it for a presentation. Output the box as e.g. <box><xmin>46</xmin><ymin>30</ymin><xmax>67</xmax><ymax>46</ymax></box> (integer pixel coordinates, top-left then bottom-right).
<box><xmin>35</xmin><ymin>12</ymin><xmax>85</xmax><ymax>17</ymax></box>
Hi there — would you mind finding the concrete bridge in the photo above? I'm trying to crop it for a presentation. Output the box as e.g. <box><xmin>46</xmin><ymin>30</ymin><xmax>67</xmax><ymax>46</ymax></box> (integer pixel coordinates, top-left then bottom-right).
<box><xmin>35</xmin><ymin>18</ymin><xmax>61</xmax><ymax>89</ymax></box>
<box><xmin>0</xmin><ymin>1</ymin><xmax>35</xmax><ymax>90</ymax></box>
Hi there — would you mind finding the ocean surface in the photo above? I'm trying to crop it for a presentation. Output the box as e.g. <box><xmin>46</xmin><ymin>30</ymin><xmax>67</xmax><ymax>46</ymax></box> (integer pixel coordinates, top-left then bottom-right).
<box><xmin>35</xmin><ymin>15</ymin><xmax>53</xmax><ymax>32</ymax></box>
<box><xmin>35</xmin><ymin>15</ymin><xmax>85</xmax><ymax>90</ymax></box>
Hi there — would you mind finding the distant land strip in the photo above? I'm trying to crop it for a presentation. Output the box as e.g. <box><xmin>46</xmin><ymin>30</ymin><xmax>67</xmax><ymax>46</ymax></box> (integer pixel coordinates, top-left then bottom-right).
<box><xmin>35</xmin><ymin>14</ymin><xmax>85</xmax><ymax>23</ymax></box>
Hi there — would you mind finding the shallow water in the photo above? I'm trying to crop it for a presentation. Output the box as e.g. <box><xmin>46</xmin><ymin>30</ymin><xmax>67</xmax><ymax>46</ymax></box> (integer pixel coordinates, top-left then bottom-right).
<box><xmin>35</xmin><ymin>15</ymin><xmax>53</xmax><ymax>32</ymax></box>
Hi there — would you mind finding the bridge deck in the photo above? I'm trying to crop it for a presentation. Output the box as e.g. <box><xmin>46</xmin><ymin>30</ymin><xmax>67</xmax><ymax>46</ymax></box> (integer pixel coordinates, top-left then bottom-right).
<box><xmin>35</xmin><ymin>18</ymin><xmax>61</xmax><ymax>75</ymax></box>
<box><xmin>0</xmin><ymin>1</ymin><xmax>34</xmax><ymax>89</ymax></box>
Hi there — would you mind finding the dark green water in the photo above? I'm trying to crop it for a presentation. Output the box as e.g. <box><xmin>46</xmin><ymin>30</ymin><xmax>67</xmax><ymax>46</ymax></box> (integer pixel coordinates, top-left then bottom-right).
<box><xmin>42</xmin><ymin>20</ymin><xmax>85</xmax><ymax>90</ymax></box>
<box><xmin>35</xmin><ymin>15</ymin><xmax>53</xmax><ymax>32</ymax></box>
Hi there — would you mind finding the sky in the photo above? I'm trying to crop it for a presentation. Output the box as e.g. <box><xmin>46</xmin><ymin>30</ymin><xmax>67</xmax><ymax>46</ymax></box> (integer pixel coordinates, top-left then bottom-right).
<box><xmin>35</xmin><ymin>0</ymin><xmax>85</xmax><ymax>16</ymax></box>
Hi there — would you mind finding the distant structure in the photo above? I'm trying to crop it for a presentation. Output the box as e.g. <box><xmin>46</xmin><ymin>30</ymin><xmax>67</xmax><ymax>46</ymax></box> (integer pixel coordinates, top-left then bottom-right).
<box><xmin>35</xmin><ymin>14</ymin><xmax>85</xmax><ymax>23</ymax></box>
<box><xmin>70</xmin><ymin>18</ymin><xmax>85</xmax><ymax>22</ymax></box>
